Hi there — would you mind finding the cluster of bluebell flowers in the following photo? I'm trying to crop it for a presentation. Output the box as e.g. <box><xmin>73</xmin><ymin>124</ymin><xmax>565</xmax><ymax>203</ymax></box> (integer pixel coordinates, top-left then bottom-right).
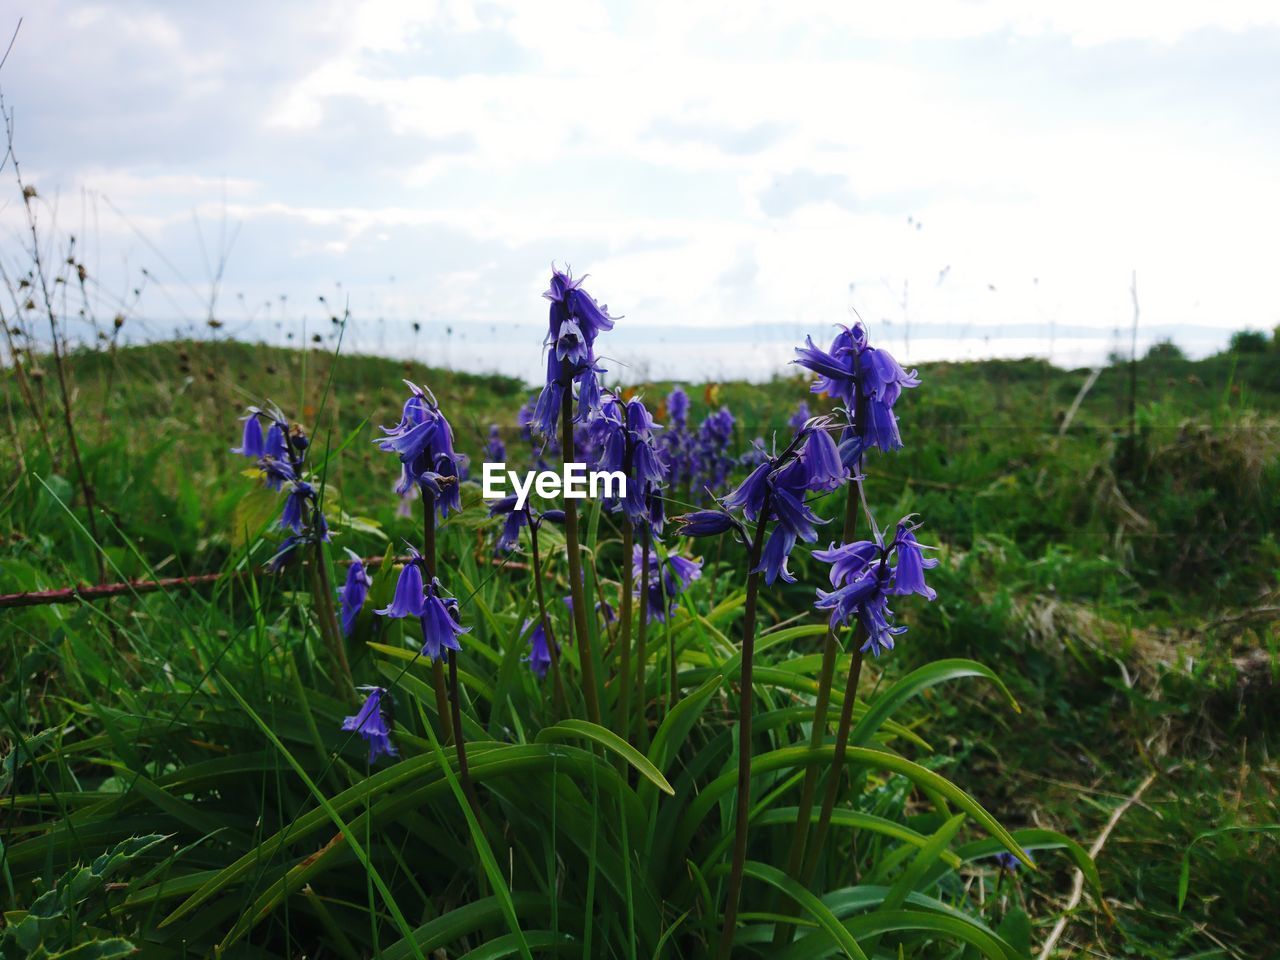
<box><xmin>376</xmin><ymin>382</ymin><xmax>465</xmax><ymax>519</ymax></box>
<box><xmin>376</xmin><ymin>546</ymin><xmax>471</xmax><ymax>662</ymax></box>
<box><xmin>632</xmin><ymin>547</ymin><xmax>704</xmax><ymax>622</ymax></box>
<box><xmin>338</xmin><ymin>550</ymin><xmax>372</xmax><ymax>637</ymax></box>
<box><xmin>342</xmin><ymin>686</ymin><xmax>397</xmax><ymax>764</ymax></box>
<box><xmin>794</xmin><ymin>322</ymin><xmax>920</xmax><ymax>462</ymax></box>
<box><xmin>532</xmin><ymin>268</ymin><xmax>616</xmax><ymax>436</ymax></box>
<box><xmin>679</xmin><ymin>418</ymin><xmax>846</xmax><ymax>584</ymax></box>
<box><xmin>812</xmin><ymin>519</ymin><xmax>938</xmax><ymax>656</ymax></box>
<box><xmin>231</xmin><ymin>403</ymin><xmax>329</xmax><ymax>569</ymax></box>
<box><xmin>487</xmin><ymin>495</ymin><xmax>565</xmax><ymax>555</ymax></box>
<box><xmin>592</xmin><ymin>394</ymin><xmax>666</xmax><ymax>532</ymax></box>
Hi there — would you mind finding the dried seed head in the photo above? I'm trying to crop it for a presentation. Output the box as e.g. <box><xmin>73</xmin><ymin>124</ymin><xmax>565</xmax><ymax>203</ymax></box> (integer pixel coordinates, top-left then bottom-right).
<box><xmin>22</xmin><ymin>184</ymin><xmax>37</xmax><ymax>200</ymax></box>
<box><xmin>113</xmin><ymin>314</ymin><xmax>125</xmax><ymax>329</ymax></box>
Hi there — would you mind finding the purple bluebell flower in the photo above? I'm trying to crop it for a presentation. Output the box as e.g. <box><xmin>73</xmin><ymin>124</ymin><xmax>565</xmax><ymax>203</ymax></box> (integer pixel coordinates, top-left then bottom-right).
<box><xmin>339</xmin><ymin>552</ymin><xmax>372</xmax><ymax>636</ymax></box>
<box><xmin>377</xmin><ymin>383</ymin><xmax>465</xmax><ymax>519</ymax></box>
<box><xmin>799</xmin><ymin>426</ymin><xmax>848</xmax><ymax>492</ymax></box>
<box><xmin>992</xmin><ymin>849</ymin><xmax>1032</xmax><ymax>871</ymax></box>
<box><xmin>280</xmin><ymin>481</ymin><xmax>315</xmax><ymax>534</ymax></box>
<box><xmin>813</xmin><ymin>520</ymin><xmax>937</xmax><ymax>656</ymax></box>
<box><xmin>813</xmin><ymin>539</ymin><xmax>879</xmax><ymax>587</ymax></box>
<box><xmin>420</xmin><ymin>579</ymin><xmax>469</xmax><ymax>662</ymax></box>
<box><xmin>532</xmin><ymin>267</ymin><xmax>617</xmax><ymax>433</ymax></box>
<box><xmin>261</xmin><ymin>457</ymin><xmax>294</xmax><ymax>492</ymax></box>
<box><xmin>756</xmin><ymin>526</ymin><xmax>799</xmax><ymax>585</ymax></box>
<box><xmin>633</xmin><ymin>546</ymin><xmax>704</xmax><ymax>621</ymax></box>
<box><xmin>722</xmin><ymin>461</ymin><xmax>771</xmax><ymax>521</ymax></box>
<box><xmin>889</xmin><ymin>522</ymin><xmax>938</xmax><ymax>600</ymax></box>
<box><xmin>485</xmin><ymin>425</ymin><xmax>506</xmax><ymax>463</ymax></box>
<box><xmin>674</xmin><ymin>510</ymin><xmax>740</xmax><ymax>538</ymax></box>
<box><xmin>692</xmin><ymin>406</ymin><xmax>737</xmax><ymax>495</ymax></box>
<box><xmin>793</xmin><ymin>323</ymin><xmax>920</xmax><ymax>453</ymax></box>
<box><xmin>667</xmin><ymin>386</ymin><xmax>690</xmax><ymax>430</ymax></box>
<box><xmin>522</xmin><ymin>618</ymin><xmax>556</xmax><ymax>679</ymax></box>
<box><xmin>342</xmin><ymin>686</ymin><xmax>397</xmax><ymax>763</ymax></box>
<box><xmin>789</xmin><ymin>401</ymin><xmax>811</xmax><ymax>433</ymax></box>
<box><xmin>591</xmin><ymin>393</ymin><xmax>667</xmax><ymax>532</ymax></box>
<box><xmin>232</xmin><ymin>413</ymin><xmax>264</xmax><ymax>457</ymax></box>
<box><xmin>264</xmin><ymin>422</ymin><xmax>289</xmax><ymax>462</ymax></box>
<box><xmin>376</xmin><ymin>557</ymin><xmax>426</xmax><ymax>619</ymax></box>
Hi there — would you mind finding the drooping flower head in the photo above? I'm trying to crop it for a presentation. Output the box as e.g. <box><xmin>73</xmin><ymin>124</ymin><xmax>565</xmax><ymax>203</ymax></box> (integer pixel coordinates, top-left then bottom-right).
<box><xmin>339</xmin><ymin>550</ymin><xmax>373</xmax><ymax>636</ymax></box>
<box><xmin>376</xmin><ymin>382</ymin><xmax>466</xmax><ymax>519</ymax></box>
<box><xmin>341</xmin><ymin>686</ymin><xmax>397</xmax><ymax>764</ymax></box>
<box><xmin>231</xmin><ymin>412</ymin><xmax>264</xmax><ymax>458</ymax></box>
<box><xmin>420</xmin><ymin>579</ymin><xmax>470</xmax><ymax>662</ymax></box>
<box><xmin>789</xmin><ymin>400</ymin><xmax>812</xmax><ymax>433</ymax></box>
<box><xmin>373</xmin><ymin>548</ymin><xmax>470</xmax><ymax>662</ymax></box>
<box><xmin>592</xmin><ymin>393</ymin><xmax>667</xmax><ymax>533</ymax></box>
<box><xmin>813</xmin><ymin>518</ymin><xmax>938</xmax><ymax>657</ymax></box>
<box><xmin>632</xmin><ymin>546</ymin><xmax>703</xmax><ymax>621</ymax></box>
<box><xmin>712</xmin><ymin>419</ymin><xmax>845</xmax><ymax>585</ymax></box>
<box><xmin>484</xmin><ymin>424</ymin><xmax>506</xmax><ymax>463</ymax></box>
<box><xmin>692</xmin><ymin>406</ymin><xmax>737</xmax><ymax>495</ymax></box>
<box><xmin>521</xmin><ymin>618</ymin><xmax>557</xmax><ymax>679</ymax></box>
<box><xmin>793</xmin><ymin>323</ymin><xmax>921</xmax><ymax>456</ymax></box>
<box><xmin>532</xmin><ymin>267</ymin><xmax>617</xmax><ymax>435</ymax></box>
<box><xmin>487</xmin><ymin>495</ymin><xmax>565</xmax><ymax>555</ymax></box>
<box><xmin>667</xmin><ymin>386</ymin><xmax>690</xmax><ymax>431</ymax></box>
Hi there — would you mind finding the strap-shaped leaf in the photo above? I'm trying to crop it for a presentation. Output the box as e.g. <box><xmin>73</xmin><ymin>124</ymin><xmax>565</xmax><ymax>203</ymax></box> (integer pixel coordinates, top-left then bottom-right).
<box><xmin>537</xmin><ymin>719</ymin><xmax>674</xmax><ymax>795</ymax></box>
<box><xmin>851</xmin><ymin>659</ymin><xmax>1018</xmax><ymax>747</ymax></box>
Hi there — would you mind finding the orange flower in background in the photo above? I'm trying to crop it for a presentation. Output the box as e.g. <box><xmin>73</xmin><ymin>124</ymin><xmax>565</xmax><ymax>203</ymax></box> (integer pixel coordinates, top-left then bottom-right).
<box><xmin>704</xmin><ymin>383</ymin><xmax>720</xmax><ymax>406</ymax></box>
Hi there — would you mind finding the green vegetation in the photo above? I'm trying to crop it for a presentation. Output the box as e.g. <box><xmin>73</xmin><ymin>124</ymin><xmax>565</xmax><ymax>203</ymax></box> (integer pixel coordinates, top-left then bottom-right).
<box><xmin>2</xmin><ymin>336</ymin><xmax>1276</xmax><ymax>958</ymax></box>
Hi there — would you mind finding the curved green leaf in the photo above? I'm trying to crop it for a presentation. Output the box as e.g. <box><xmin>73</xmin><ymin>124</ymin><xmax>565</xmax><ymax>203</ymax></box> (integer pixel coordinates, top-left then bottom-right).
<box><xmin>536</xmin><ymin>719</ymin><xmax>674</xmax><ymax>795</ymax></box>
<box><xmin>850</xmin><ymin>659</ymin><xmax>1018</xmax><ymax>748</ymax></box>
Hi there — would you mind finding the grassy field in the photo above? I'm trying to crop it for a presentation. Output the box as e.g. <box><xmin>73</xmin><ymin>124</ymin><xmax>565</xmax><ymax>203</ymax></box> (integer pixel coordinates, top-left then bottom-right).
<box><xmin>1</xmin><ymin>332</ymin><xmax>1277</xmax><ymax>958</ymax></box>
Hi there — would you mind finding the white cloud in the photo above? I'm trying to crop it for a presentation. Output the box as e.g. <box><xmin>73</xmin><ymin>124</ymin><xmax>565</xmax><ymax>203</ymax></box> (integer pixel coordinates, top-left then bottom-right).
<box><xmin>1</xmin><ymin>0</ymin><xmax>1276</xmax><ymax>377</ymax></box>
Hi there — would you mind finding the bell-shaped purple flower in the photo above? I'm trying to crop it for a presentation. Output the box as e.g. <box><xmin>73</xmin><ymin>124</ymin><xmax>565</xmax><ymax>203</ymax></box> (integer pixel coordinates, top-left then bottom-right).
<box><xmin>754</xmin><ymin>526</ymin><xmax>798</xmax><ymax>585</ymax></box>
<box><xmin>339</xmin><ymin>554</ymin><xmax>372</xmax><ymax>636</ymax></box>
<box><xmin>280</xmin><ymin>481</ymin><xmax>314</xmax><ymax>534</ymax></box>
<box><xmin>342</xmin><ymin>686</ymin><xmax>397</xmax><ymax>764</ymax></box>
<box><xmin>264</xmin><ymin>422</ymin><xmax>289</xmax><ymax>461</ymax></box>
<box><xmin>675</xmin><ymin>510</ymin><xmax>739</xmax><ymax>538</ymax></box>
<box><xmin>232</xmin><ymin>413</ymin><xmax>264</xmax><ymax>457</ymax></box>
<box><xmin>420</xmin><ymin>581</ymin><xmax>470</xmax><ymax>662</ymax></box>
<box><xmin>771</xmin><ymin>487</ymin><xmax>824</xmax><ymax>543</ymax></box>
<box><xmin>889</xmin><ymin>523</ymin><xmax>938</xmax><ymax>600</ymax></box>
<box><xmin>485</xmin><ymin>425</ymin><xmax>506</xmax><ymax>463</ymax></box>
<box><xmin>668</xmin><ymin>386</ymin><xmax>690</xmax><ymax>430</ymax></box>
<box><xmin>812</xmin><ymin>539</ymin><xmax>879</xmax><ymax>587</ymax></box>
<box><xmin>800</xmin><ymin>426</ymin><xmax>848</xmax><ymax>492</ymax></box>
<box><xmin>722</xmin><ymin>461</ymin><xmax>771</xmax><ymax>521</ymax></box>
<box><xmin>376</xmin><ymin>560</ymin><xmax>426</xmax><ymax>619</ymax></box>
<box><xmin>522</xmin><ymin>618</ymin><xmax>555</xmax><ymax>679</ymax></box>
<box><xmin>857</xmin><ymin>591</ymin><xmax>906</xmax><ymax>657</ymax></box>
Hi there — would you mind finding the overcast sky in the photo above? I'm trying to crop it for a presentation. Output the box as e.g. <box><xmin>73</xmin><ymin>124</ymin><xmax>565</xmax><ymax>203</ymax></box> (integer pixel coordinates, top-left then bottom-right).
<box><xmin>1</xmin><ymin>1</ymin><xmax>1277</xmax><ymax>380</ymax></box>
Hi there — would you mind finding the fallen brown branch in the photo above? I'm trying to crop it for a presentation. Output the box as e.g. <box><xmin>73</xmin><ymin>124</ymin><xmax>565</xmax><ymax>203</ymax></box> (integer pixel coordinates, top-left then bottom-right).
<box><xmin>1036</xmin><ymin>770</ymin><xmax>1158</xmax><ymax>960</ymax></box>
<box><xmin>0</xmin><ymin>552</ymin><xmax>528</xmax><ymax>610</ymax></box>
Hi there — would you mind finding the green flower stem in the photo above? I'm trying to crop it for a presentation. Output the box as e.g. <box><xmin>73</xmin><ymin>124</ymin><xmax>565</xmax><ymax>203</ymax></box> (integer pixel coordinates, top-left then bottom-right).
<box><xmin>634</xmin><ymin>525</ymin><xmax>652</xmax><ymax>748</ymax></box>
<box><xmin>716</xmin><ymin>501</ymin><xmax>772</xmax><ymax>960</ymax></box>
<box><xmin>617</xmin><ymin>521</ymin><xmax>635</xmax><ymax>738</ymax></box>
<box><xmin>560</xmin><ymin>388</ymin><xmax>602</xmax><ymax>725</ymax></box>
<box><xmin>774</xmin><ymin>480</ymin><xmax>859</xmax><ymax>945</ymax></box>
<box><xmin>527</xmin><ymin>512</ymin><xmax>567</xmax><ymax>716</ymax></box>
<box><xmin>801</xmin><ymin>629</ymin><xmax>866</xmax><ymax>885</ymax></box>
<box><xmin>423</xmin><ymin>504</ymin><xmax>454</xmax><ymax>746</ymax></box>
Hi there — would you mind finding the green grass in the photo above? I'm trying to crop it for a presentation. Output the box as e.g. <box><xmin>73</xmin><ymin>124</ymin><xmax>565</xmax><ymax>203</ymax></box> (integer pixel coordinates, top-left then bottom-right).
<box><xmin>1</xmin><ymin>336</ymin><xmax>1277</xmax><ymax>957</ymax></box>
